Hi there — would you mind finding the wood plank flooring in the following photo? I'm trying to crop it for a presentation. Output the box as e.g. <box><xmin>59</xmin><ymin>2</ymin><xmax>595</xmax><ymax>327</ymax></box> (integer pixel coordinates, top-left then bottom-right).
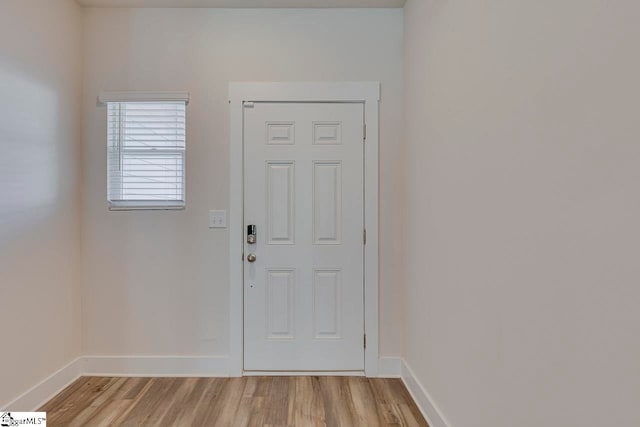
<box><xmin>39</xmin><ymin>376</ymin><xmax>428</xmax><ymax>427</ymax></box>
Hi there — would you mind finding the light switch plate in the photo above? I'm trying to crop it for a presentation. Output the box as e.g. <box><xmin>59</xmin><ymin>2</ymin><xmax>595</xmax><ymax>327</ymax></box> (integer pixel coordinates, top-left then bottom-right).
<box><xmin>209</xmin><ymin>210</ymin><xmax>226</xmax><ymax>228</ymax></box>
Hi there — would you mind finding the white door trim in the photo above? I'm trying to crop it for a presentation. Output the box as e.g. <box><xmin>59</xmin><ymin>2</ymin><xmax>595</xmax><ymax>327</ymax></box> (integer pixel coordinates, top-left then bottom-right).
<box><xmin>228</xmin><ymin>82</ymin><xmax>380</xmax><ymax>377</ymax></box>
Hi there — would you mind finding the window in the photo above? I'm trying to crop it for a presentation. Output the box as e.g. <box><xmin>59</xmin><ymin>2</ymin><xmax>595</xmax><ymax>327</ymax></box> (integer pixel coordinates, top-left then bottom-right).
<box><xmin>105</xmin><ymin>98</ymin><xmax>187</xmax><ymax>210</ymax></box>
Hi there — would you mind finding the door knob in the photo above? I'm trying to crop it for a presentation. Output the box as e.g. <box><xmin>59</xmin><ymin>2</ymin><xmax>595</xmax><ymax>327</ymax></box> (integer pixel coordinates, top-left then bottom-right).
<box><xmin>247</xmin><ymin>253</ymin><xmax>257</xmax><ymax>263</ymax></box>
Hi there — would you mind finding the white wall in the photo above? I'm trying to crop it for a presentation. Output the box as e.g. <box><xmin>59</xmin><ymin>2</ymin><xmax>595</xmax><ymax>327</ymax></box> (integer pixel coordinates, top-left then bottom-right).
<box><xmin>0</xmin><ymin>0</ymin><xmax>83</xmax><ymax>408</ymax></box>
<box><xmin>403</xmin><ymin>1</ymin><xmax>640</xmax><ymax>426</ymax></box>
<box><xmin>81</xmin><ymin>8</ymin><xmax>404</xmax><ymax>358</ymax></box>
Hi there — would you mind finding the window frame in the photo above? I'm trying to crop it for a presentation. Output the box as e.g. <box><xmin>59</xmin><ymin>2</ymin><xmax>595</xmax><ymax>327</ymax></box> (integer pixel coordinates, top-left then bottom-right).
<box><xmin>98</xmin><ymin>92</ymin><xmax>189</xmax><ymax>211</ymax></box>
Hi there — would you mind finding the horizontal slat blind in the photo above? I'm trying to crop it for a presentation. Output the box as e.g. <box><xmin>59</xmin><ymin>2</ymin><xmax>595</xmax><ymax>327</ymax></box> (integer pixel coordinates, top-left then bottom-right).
<box><xmin>107</xmin><ymin>102</ymin><xmax>186</xmax><ymax>208</ymax></box>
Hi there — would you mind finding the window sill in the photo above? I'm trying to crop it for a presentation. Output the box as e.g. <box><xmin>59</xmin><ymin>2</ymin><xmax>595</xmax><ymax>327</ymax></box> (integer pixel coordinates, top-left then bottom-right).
<box><xmin>108</xmin><ymin>202</ymin><xmax>186</xmax><ymax>211</ymax></box>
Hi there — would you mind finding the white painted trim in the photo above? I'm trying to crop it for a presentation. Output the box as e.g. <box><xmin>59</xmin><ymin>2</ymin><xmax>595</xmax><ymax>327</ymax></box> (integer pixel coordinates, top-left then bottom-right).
<box><xmin>400</xmin><ymin>359</ymin><xmax>451</xmax><ymax>427</ymax></box>
<box><xmin>82</xmin><ymin>356</ymin><xmax>229</xmax><ymax>377</ymax></box>
<box><xmin>244</xmin><ymin>371</ymin><xmax>365</xmax><ymax>377</ymax></box>
<box><xmin>378</xmin><ymin>357</ymin><xmax>402</xmax><ymax>378</ymax></box>
<box><xmin>228</xmin><ymin>82</ymin><xmax>381</xmax><ymax>377</ymax></box>
<box><xmin>363</xmin><ymin>87</ymin><xmax>380</xmax><ymax>378</ymax></box>
<box><xmin>1</xmin><ymin>357</ymin><xmax>83</xmax><ymax>412</ymax></box>
<box><xmin>97</xmin><ymin>91</ymin><xmax>190</xmax><ymax>104</ymax></box>
<box><xmin>228</xmin><ymin>82</ymin><xmax>380</xmax><ymax>103</ymax></box>
<box><xmin>228</xmin><ymin>87</ymin><xmax>245</xmax><ymax>377</ymax></box>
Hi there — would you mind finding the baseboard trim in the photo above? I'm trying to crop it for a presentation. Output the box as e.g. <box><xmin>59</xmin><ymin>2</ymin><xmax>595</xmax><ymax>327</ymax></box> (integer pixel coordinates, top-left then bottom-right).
<box><xmin>2</xmin><ymin>355</ymin><xmax>411</xmax><ymax>412</ymax></box>
<box><xmin>82</xmin><ymin>356</ymin><xmax>230</xmax><ymax>377</ymax></box>
<box><xmin>400</xmin><ymin>359</ymin><xmax>450</xmax><ymax>427</ymax></box>
<box><xmin>378</xmin><ymin>356</ymin><xmax>402</xmax><ymax>377</ymax></box>
<box><xmin>244</xmin><ymin>370</ymin><xmax>365</xmax><ymax>376</ymax></box>
<box><xmin>1</xmin><ymin>357</ymin><xmax>83</xmax><ymax>412</ymax></box>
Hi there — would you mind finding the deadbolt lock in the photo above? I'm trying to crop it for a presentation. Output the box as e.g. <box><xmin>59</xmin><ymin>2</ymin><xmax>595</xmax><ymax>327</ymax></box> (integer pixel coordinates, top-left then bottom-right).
<box><xmin>247</xmin><ymin>224</ymin><xmax>257</xmax><ymax>244</ymax></box>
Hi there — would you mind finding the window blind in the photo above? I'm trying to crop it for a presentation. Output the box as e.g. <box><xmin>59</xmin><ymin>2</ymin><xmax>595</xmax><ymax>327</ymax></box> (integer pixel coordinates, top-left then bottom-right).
<box><xmin>107</xmin><ymin>101</ymin><xmax>186</xmax><ymax>209</ymax></box>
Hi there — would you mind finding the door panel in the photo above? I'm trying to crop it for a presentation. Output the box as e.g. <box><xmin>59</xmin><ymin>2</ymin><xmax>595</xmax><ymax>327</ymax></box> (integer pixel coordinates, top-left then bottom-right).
<box><xmin>244</xmin><ymin>102</ymin><xmax>364</xmax><ymax>371</ymax></box>
<box><xmin>313</xmin><ymin>161</ymin><xmax>342</xmax><ymax>244</ymax></box>
<box><xmin>266</xmin><ymin>161</ymin><xmax>295</xmax><ymax>245</ymax></box>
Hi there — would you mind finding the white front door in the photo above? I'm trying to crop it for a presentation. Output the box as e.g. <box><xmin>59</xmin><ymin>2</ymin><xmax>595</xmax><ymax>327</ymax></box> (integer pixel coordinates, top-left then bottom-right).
<box><xmin>243</xmin><ymin>102</ymin><xmax>365</xmax><ymax>371</ymax></box>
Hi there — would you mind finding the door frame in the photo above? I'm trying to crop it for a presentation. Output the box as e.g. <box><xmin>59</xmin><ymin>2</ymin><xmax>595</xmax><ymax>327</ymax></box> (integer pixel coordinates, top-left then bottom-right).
<box><xmin>228</xmin><ymin>82</ymin><xmax>380</xmax><ymax>377</ymax></box>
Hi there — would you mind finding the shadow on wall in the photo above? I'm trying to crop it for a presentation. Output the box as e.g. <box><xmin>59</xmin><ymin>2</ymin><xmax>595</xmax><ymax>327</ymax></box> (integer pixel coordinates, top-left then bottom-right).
<box><xmin>0</xmin><ymin>66</ymin><xmax>59</xmax><ymax>244</ymax></box>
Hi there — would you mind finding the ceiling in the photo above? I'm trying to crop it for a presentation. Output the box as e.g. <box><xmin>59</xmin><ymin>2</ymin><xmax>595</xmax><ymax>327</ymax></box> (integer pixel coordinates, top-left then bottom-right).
<box><xmin>76</xmin><ymin>0</ymin><xmax>405</xmax><ymax>7</ymax></box>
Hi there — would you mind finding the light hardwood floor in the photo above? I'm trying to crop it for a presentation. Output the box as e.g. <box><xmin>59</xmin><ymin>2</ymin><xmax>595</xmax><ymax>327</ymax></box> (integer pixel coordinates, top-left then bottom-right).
<box><xmin>39</xmin><ymin>376</ymin><xmax>429</xmax><ymax>426</ymax></box>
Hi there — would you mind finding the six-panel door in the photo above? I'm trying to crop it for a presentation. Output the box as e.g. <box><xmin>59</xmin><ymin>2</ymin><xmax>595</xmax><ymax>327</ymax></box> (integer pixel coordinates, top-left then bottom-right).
<box><xmin>243</xmin><ymin>102</ymin><xmax>365</xmax><ymax>371</ymax></box>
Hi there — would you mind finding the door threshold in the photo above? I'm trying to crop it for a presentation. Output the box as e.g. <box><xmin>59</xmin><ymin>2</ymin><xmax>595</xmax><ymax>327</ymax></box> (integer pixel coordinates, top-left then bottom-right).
<box><xmin>243</xmin><ymin>370</ymin><xmax>365</xmax><ymax>377</ymax></box>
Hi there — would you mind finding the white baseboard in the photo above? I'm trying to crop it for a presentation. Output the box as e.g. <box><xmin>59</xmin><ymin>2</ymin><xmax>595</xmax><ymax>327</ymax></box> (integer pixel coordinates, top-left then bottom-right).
<box><xmin>243</xmin><ymin>370</ymin><xmax>364</xmax><ymax>376</ymax></box>
<box><xmin>82</xmin><ymin>356</ymin><xmax>230</xmax><ymax>377</ymax></box>
<box><xmin>1</xmin><ymin>357</ymin><xmax>83</xmax><ymax>412</ymax></box>
<box><xmin>2</xmin><ymin>355</ymin><xmax>430</xmax><ymax>414</ymax></box>
<box><xmin>378</xmin><ymin>356</ymin><xmax>402</xmax><ymax>377</ymax></box>
<box><xmin>400</xmin><ymin>359</ymin><xmax>450</xmax><ymax>427</ymax></box>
